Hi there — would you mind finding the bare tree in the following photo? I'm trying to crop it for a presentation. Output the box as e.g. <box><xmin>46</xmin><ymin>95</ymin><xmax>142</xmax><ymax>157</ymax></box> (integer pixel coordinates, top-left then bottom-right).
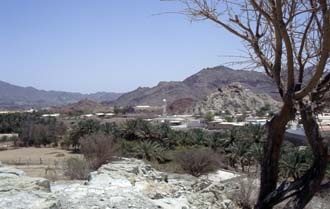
<box><xmin>168</xmin><ymin>0</ymin><xmax>330</xmax><ymax>208</ymax></box>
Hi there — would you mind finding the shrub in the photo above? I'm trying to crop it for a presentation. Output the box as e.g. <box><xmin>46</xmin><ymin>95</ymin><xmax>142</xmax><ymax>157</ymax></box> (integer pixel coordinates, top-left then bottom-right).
<box><xmin>231</xmin><ymin>177</ymin><xmax>258</xmax><ymax>209</ymax></box>
<box><xmin>80</xmin><ymin>133</ymin><xmax>118</xmax><ymax>169</ymax></box>
<box><xmin>69</xmin><ymin>119</ymin><xmax>101</xmax><ymax>149</ymax></box>
<box><xmin>137</xmin><ymin>140</ymin><xmax>165</xmax><ymax>162</ymax></box>
<box><xmin>119</xmin><ymin>139</ymin><xmax>139</xmax><ymax>157</ymax></box>
<box><xmin>19</xmin><ymin>118</ymin><xmax>67</xmax><ymax>146</ymax></box>
<box><xmin>279</xmin><ymin>143</ymin><xmax>312</xmax><ymax>180</ymax></box>
<box><xmin>188</xmin><ymin>129</ymin><xmax>211</xmax><ymax>146</ymax></box>
<box><xmin>176</xmin><ymin>148</ymin><xmax>221</xmax><ymax>177</ymax></box>
<box><xmin>204</xmin><ymin>111</ymin><xmax>214</xmax><ymax>123</ymax></box>
<box><xmin>64</xmin><ymin>157</ymin><xmax>90</xmax><ymax>180</ymax></box>
<box><xmin>0</xmin><ymin>135</ymin><xmax>8</xmax><ymax>142</ymax></box>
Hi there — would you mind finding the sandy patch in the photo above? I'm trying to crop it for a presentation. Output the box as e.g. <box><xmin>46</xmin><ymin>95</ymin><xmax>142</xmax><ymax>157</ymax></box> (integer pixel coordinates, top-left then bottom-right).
<box><xmin>0</xmin><ymin>147</ymin><xmax>82</xmax><ymax>178</ymax></box>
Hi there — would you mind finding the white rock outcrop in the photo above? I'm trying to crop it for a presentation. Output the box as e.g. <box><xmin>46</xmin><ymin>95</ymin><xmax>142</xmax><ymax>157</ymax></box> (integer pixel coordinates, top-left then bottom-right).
<box><xmin>0</xmin><ymin>162</ymin><xmax>59</xmax><ymax>209</ymax></box>
<box><xmin>191</xmin><ymin>83</ymin><xmax>281</xmax><ymax>115</ymax></box>
<box><xmin>0</xmin><ymin>158</ymin><xmax>241</xmax><ymax>209</ymax></box>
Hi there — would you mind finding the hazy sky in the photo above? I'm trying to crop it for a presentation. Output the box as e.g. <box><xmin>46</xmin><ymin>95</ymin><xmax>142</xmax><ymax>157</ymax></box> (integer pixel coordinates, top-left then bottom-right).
<box><xmin>0</xmin><ymin>0</ymin><xmax>243</xmax><ymax>93</ymax></box>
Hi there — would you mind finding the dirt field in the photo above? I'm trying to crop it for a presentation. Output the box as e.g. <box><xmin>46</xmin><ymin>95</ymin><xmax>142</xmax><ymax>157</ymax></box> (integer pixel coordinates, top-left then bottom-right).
<box><xmin>0</xmin><ymin>147</ymin><xmax>82</xmax><ymax>179</ymax></box>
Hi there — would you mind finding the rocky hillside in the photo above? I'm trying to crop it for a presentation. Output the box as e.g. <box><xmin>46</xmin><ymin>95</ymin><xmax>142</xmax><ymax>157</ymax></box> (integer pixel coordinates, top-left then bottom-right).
<box><xmin>167</xmin><ymin>98</ymin><xmax>195</xmax><ymax>114</ymax></box>
<box><xmin>191</xmin><ymin>83</ymin><xmax>281</xmax><ymax>115</ymax></box>
<box><xmin>0</xmin><ymin>80</ymin><xmax>122</xmax><ymax>109</ymax></box>
<box><xmin>50</xmin><ymin>99</ymin><xmax>112</xmax><ymax>114</ymax></box>
<box><xmin>115</xmin><ymin>66</ymin><xmax>279</xmax><ymax>107</ymax></box>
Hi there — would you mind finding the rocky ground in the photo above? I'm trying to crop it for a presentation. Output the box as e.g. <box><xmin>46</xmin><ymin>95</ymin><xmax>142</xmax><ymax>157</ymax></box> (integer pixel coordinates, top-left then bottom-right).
<box><xmin>0</xmin><ymin>158</ymin><xmax>329</xmax><ymax>209</ymax></box>
<box><xmin>0</xmin><ymin>158</ymin><xmax>241</xmax><ymax>209</ymax></box>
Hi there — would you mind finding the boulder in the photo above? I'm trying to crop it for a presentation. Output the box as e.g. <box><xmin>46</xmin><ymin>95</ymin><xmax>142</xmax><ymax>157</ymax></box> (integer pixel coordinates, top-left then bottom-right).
<box><xmin>0</xmin><ymin>162</ymin><xmax>59</xmax><ymax>209</ymax></box>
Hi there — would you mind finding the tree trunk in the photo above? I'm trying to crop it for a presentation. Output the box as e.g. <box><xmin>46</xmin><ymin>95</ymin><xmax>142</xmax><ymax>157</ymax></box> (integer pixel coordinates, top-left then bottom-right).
<box><xmin>256</xmin><ymin>97</ymin><xmax>295</xmax><ymax>209</ymax></box>
<box><xmin>255</xmin><ymin>103</ymin><xmax>328</xmax><ymax>209</ymax></box>
<box><xmin>283</xmin><ymin>104</ymin><xmax>328</xmax><ymax>209</ymax></box>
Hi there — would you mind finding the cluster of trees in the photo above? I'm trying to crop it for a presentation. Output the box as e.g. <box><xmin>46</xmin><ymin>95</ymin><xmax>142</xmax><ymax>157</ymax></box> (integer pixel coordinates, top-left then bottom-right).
<box><xmin>0</xmin><ymin>113</ymin><xmax>41</xmax><ymax>133</ymax></box>
<box><xmin>65</xmin><ymin>119</ymin><xmax>320</xmax><ymax>182</ymax></box>
<box><xmin>19</xmin><ymin>117</ymin><xmax>67</xmax><ymax>146</ymax></box>
<box><xmin>0</xmin><ymin>113</ymin><xmax>67</xmax><ymax>146</ymax></box>
<box><xmin>113</xmin><ymin>106</ymin><xmax>135</xmax><ymax>114</ymax></box>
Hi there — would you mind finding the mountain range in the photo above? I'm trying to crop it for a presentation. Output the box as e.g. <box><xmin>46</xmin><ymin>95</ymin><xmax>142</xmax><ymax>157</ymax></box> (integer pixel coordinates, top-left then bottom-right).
<box><xmin>0</xmin><ymin>66</ymin><xmax>279</xmax><ymax>110</ymax></box>
<box><xmin>114</xmin><ymin>66</ymin><xmax>279</xmax><ymax>107</ymax></box>
<box><xmin>0</xmin><ymin>80</ymin><xmax>122</xmax><ymax>109</ymax></box>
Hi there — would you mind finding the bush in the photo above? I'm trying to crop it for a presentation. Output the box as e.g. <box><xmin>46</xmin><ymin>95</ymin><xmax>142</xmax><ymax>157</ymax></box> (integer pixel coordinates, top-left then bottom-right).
<box><xmin>119</xmin><ymin>139</ymin><xmax>138</xmax><ymax>157</ymax></box>
<box><xmin>279</xmin><ymin>143</ymin><xmax>312</xmax><ymax>180</ymax></box>
<box><xmin>204</xmin><ymin>111</ymin><xmax>214</xmax><ymax>123</ymax></box>
<box><xmin>231</xmin><ymin>177</ymin><xmax>258</xmax><ymax>209</ymax></box>
<box><xmin>0</xmin><ymin>135</ymin><xmax>8</xmax><ymax>142</ymax></box>
<box><xmin>19</xmin><ymin>118</ymin><xmax>67</xmax><ymax>146</ymax></box>
<box><xmin>80</xmin><ymin>133</ymin><xmax>118</xmax><ymax>169</ymax></box>
<box><xmin>68</xmin><ymin>119</ymin><xmax>101</xmax><ymax>149</ymax></box>
<box><xmin>64</xmin><ymin>157</ymin><xmax>90</xmax><ymax>180</ymax></box>
<box><xmin>137</xmin><ymin>140</ymin><xmax>165</xmax><ymax>162</ymax></box>
<box><xmin>176</xmin><ymin>148</ymin><xmax>221</xmax><ymax>177</ymax></box>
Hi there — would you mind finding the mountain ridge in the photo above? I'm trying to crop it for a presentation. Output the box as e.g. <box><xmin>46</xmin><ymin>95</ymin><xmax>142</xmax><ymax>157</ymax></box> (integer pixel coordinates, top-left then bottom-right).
<box><xmin>0</xmin><ymin>80</ymin><xmax>122</xmax><ymax>109</ymax></box>
<box><xmin>115</xmin><ymin>66</ymin><xmax>279</xmax><ymax>107</ymax></box>
<box><xmin>0</xmin><ymin>66</ymin><xmax>280</xmax><ymax>109</ymax></box>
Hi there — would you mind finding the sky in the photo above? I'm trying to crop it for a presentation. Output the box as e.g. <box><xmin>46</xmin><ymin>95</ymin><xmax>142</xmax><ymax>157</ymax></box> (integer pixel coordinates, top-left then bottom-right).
<box><xmin>0</xmin><ymin>0</ymin><xmax>243</xmax><ymax>93</ymax></box>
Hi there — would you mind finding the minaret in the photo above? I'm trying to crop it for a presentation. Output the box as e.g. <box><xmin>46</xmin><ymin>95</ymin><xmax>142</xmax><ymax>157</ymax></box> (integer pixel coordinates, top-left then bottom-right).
<box><xmin>162</xmin><ymin>99</ymin><xmax>167</xmax><ymax>116</ymax></box>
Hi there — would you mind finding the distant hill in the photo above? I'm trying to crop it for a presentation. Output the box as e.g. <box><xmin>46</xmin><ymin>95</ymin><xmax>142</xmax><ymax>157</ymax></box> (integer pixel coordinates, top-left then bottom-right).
<box><xmin>191</xmin><ymin>83</ymin><xmax>281</xmax><ymax>115</ymax></box>
<box><xmin>167</xmin><ymin>98</ymin><xmax>195</xmax><ymax>114</ymax></box>
<box><xmin>50</xmin><ymin>99</ymin><xmax>112</xmax><ymax>114</ymax></box>
<box><xmin>115</xmin><ymin>66</ymin><xmax>279</xmax><ymax>107</ymax></box>
<box><xmin>0</xmin><ymin>80</ymin><xmax>122</xmax><ymax>109</ymax></box>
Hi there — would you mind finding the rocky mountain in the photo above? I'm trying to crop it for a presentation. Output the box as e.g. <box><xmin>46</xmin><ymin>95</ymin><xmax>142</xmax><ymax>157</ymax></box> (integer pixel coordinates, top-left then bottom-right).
<box><xmin>49</xmin><ymin>99</ymin><xmax>113</xmax><ymax>114</ymax></box>
<box><xmin>0</xmin><ymin>80</ymin><xmax>122</xmax><ymax>109</ymax></box>
<box><xmin>191</xmin><ymin>83</ymin><xmax>281</xmax><ymax>115</ymax></box>
<box><xmin>115</xmin><ymin>66</ymin><xmax>279</xmax><ymax>107</ymax></box>
<box><xmin>167</xmin><ymin>98</ymin><xmax>195</xmax><ymax>114</ymax></box>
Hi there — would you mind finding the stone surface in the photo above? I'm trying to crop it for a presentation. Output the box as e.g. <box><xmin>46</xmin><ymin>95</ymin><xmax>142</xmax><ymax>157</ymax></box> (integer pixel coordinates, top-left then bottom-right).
<box><xmin>191</xmin><ymin>83</ymin><xmax>280</xmax><ymax>115</ymax></box>
<box><xmin>0</xmin><ymin>162</ymin><xmax>59</xmax><ymax>209</ymax></box>
<box><xmin>0</xmin><ymin>158</ymin><xmax>242</xmax><ymax>209</ymax></box>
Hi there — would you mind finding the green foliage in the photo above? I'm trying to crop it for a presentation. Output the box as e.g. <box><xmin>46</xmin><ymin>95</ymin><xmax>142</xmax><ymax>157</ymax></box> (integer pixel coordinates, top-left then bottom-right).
<box><xmin>279</xmin><ymin>143</ymin><xmax>312</xmax><ymax>180</ymax></box>
<box><xmin>137</xmin><ymin>140</ymin><xmax>165</xmax><ymax>162</ymax></box>
<box><xmin>119</xmin><ymin>119</ymin><xmax>145</xmax><ymax>140</ymax></box>
<box><xmin>100</xmin><ymin>122</ymin><xmax>120</xmax><ymax>137</ymax></box>
<box><xmin>249</xmin><ymin>143</ymin><xmax>264</xmax><ymax>166</ymax></box>
<box><xmin>68</xmin><ymin>119</ymin><xmax>101</xmax><ymax>148</ymax></box>
<box><xmin>19</xmin><ymin>117</ymin><xmax>67</xmax><ymax>146</ymax></box>
<box><xmin>0</xmin><ymin>112</ymin><xmax>42</xmax><ymax>134</ymax></box>
<box><xmin>204</xmin><ymin>111</ymin><xmax>214</xmax><ymax>122</ymax></box>
<box><xmin>206</xmin><ymin>131</ymin><xmax>228</xmax><ymax>151</ymax></box>
<box><xmin>224</xmin><ymin>116</ymin><xmax>234</xmax><ymax>122</ymax></box>
<box><xmin>256</xmin><ymin>104</ymin><xmax>271</xmax><ymax>117</ymax></box>
<box><xmin>119</xmin><ymin>140</ymin><xmax>139</xmax><ymax>157</ymax></box>
<box><xmin>65</xmin><ymin>118</ymin><xmax>317</xmax><ymax>179</ymax></box>
<box><xmin>226</xmin><ymin>140</ymin><xmax>253</xmax><ymax>171</ymax></box>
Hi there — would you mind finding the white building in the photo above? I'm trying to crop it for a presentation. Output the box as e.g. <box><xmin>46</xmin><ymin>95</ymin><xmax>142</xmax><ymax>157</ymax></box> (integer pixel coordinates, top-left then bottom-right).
<box><xmin>42</xmin><ymin>113</ymin><xmax>60</xmax><ymax>117</ymax></box>
<box><xmin>318</xmin><ymin>113</ymin><xmax>330</xmax><ymax>125</ymax></box>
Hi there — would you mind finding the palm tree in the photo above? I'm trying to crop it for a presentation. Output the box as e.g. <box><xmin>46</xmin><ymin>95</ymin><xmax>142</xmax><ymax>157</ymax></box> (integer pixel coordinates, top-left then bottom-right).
<box><xmin>137</xmin><ymin>140</ymin><xmax>165</xmax><ymax>162</ymax></box>
<box><xmin>279</xmin><ymin>145</ymin><xmax>312</xmax><ymax>180</ymax></box>
<box><xmin>226</xmin><ymin>140</ymin><xmax>252</xmax><ymax>172</ymax></box>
